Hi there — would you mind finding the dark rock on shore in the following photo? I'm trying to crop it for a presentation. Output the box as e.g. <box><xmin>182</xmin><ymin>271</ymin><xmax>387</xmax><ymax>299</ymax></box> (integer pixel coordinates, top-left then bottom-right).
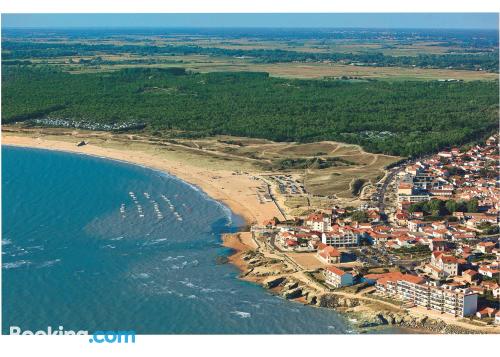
<box><xmin>283</xmin><ymin>288</ymin><xmax>303</xmax><ymax>299</ymax></box>
<box><xmin>215</xmin><ymin>256</ymin><xmax>229</xmax><ymax>265</ymax></box>
<box><xmin>263</xmin><ymin>277</ymin><xmax>287</xmax><ymax>289</ymax></box>
<box><xmin>318</xmin><ymin>294</ymin><xmax>360</xmax><ymax>309</ymax></box>
<box><xmin>353</xmin><ymin>310</ymin><xmax>478</xmax><ymax>334</ymax></box>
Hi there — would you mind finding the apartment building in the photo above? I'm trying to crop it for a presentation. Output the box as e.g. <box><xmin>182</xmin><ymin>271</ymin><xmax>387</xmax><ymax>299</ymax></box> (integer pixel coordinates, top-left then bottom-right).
<box><xmin>376</xmin><ymin>274</ymin><xmax>477</xmax><ymax>317</ymax></box>
<box><xmin>321</xmin><ymin>231</ymin><xmax>360</xmax><ymax>247</ymax></box>
<box><xmin>397</xmin><ymin>194</ymin><xmax>431</xmax><ymax>204</ymax></box>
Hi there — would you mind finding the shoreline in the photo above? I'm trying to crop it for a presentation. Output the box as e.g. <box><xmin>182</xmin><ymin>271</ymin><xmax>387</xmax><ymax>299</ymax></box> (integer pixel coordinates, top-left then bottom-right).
<box><xmin>3</xmin><ymin>131</ymin><xmax>497</xmax><ymax>335</ymax></box>
<box><xmin>2</xmin><ymin>132</ymin><xmax>284</xmax><ymax>227</ymax></box>
<box><xmin>221</xmin><ymin>232</ymin><xmax>498</xmax><ymax>334</ymax></box>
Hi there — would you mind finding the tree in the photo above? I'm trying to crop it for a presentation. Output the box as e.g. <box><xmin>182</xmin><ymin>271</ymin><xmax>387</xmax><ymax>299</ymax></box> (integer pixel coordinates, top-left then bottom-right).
<box><xmin>445</xmin><ymin>200</ymin><xmax>457</xmax><ymax>214</ymax></box>
<box><xmin>466</xmin><ymin>198</ymin><xmax>479</xmax><ymax>213</ymax></box>
<box><xmin>351</xmin><ymin>211</ymin><xmax>369</xmax><ymax>223</ymax></box>
<box><xmin>455</xmin><ymin>200</ymin><xmax>468</xmax><ymax>212</ymax></box>
<box><xmin>408</xmin><ymin>202</ymin><xmax>425</xmax><ymax>214</ymax></box>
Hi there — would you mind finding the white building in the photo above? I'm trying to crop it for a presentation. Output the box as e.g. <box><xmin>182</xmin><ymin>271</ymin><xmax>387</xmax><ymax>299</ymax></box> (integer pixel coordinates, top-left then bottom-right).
<box><xmin>430</xmin><ymin>252</ymin><xmax>459</xmax><ymax>277</ymax></box>
<box><xmin>324</xmin><ymin>266</ymin><xmax>353</xmax><ymax>288</ymax></box>
<box><xmin>376</xmin><ymin>274</ymin><xmax>477</xmax><ymax>317</ymax></box>
<box><xmin>305</xmin><ymin>213</ymin><xmax>331</xmax><ymax>232</ymax></box>
<box><xmin>321</xmin><ymin>231</ymin><xmax>360</xmax><ymax>247</ymax></box>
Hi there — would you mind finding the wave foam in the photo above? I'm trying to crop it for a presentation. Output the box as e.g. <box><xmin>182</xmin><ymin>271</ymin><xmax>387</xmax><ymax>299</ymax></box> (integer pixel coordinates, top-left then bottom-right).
<box><xmin>3</xmin><ymin>260</ymin><xmax>31</xmax><ymax>269</ymax></box>
<box><xmin>231</xmin><ymin>311</ymin><xmax>251</xmax><ymax>319</ymax></box>
<box><xmin>37</xmin><ymin>259</ymin><xmax>61</xmax><ymax>268</ymax></box>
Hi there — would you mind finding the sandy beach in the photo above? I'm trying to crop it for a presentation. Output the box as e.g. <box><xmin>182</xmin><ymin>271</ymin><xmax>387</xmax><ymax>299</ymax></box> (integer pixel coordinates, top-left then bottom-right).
<box><xmin>2</xmin><ymin>132</ymin><xmax>283</xmax><ymax>227</ymax></box>
<box><xmin>5</xmin><ymin>130</ymin><xmax>499</xmax><ymax>335</ymax></box>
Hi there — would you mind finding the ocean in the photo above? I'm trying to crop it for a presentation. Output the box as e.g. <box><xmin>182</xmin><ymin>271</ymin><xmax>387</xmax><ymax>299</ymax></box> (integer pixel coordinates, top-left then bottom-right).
<box><xmin>2</xmin><ymin>146</ymin><xmax>401</xmax><ymax>334</ymax></box>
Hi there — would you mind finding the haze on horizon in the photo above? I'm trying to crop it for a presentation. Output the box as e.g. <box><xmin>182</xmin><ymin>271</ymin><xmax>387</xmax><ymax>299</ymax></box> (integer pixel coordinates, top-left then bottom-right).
<box><xmin>2</xmin><ymin>13</ymin><xmax>499</xmax><ymax>30</ymax></box>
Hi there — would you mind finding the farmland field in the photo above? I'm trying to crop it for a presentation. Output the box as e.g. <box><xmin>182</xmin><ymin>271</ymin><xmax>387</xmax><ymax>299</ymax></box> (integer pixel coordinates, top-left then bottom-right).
<box><xmin>2</xmin><ymin>26</ymin><xmax>498</xmax><ymax>201</ymax></box>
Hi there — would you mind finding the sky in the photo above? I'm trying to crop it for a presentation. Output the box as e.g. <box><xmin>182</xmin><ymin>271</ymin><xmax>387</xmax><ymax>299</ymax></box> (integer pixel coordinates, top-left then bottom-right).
<box><xmin>2</xmin><ymin>13</ymin><xmax>499</xmax><ymax>30</ymax></box>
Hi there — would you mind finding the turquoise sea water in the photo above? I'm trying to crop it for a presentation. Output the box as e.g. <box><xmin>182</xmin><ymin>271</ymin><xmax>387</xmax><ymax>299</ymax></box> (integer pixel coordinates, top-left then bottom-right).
<box><xmin>2</xmin><ymin>146</ymin><xmax>365</xmax><ymax>334</ymax></box>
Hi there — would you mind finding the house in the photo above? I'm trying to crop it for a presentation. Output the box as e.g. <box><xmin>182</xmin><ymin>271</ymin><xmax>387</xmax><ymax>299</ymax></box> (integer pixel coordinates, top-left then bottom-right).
<box><xmin>453</xmin><ymin>212</ymin><xmax>465</xmax><ymax>221</ymax></box>
<box><xmin>493</xmin><ymin>286</ymin><xmax>500</xmax><ymax>299</ymax></box>
<box><xmin>408</xmin><ymin>220</ymin><xmax>429</xmax><ymax>232</ymax></box>
<box><xmin>368</xmin><ymin>232</ymin><xmax>390</xmax><ymax>246</ymax></box>
<box><xmin>317</xmin><ymin>244</ymin><xmax>341</xmax><ymax>264</ymax></box>
<box><xmin>478</xmin><ymin>266</ymin><xmax>500</xmax><ymax>279</ymax></box>
<box><xmin>276</xmin><ymin>231</ymin><xmax>295</xmax><ymax>247</ymax></box>
<box><xmin>423</xmin><ymin>264</ymin><xmax>445</xmax><ymax>280</ymax></box>
<box><xmin>412</xmin><ymin>211</ymin><xmax>424</xmax><ymax>219</ymax></box>
<box><xmin>398</xmin><ymin>183</ymin><xmax>414</xmax><ymax>195</ymax></box>
<box><xmin>476</xmin><ymin>307</ymin><xmax>497</xmax><ymax>319</ymax></box>
<box><xmin>366</xmin><ymin>209</ymin><xmax>381</xmax><ymax>222</ymax></box>
<box><xmin>438</xmin><ymin>151</ymin><xmax>453</xmax><ymax>159</ymax></box>
<box><xmin>395</xmin><ymin>211</ymin><xmax>409</xmax><ymax>226</ymax></box>
<box><xmin>405</xmin><ymin>165</ymin><xmax>422</xmax><ymax>175</ymax></box>
<box><xmin>395</xmin><ymin>235</ymin><xmax>414</xmax><ymax>248</ymax></box>
<box><xmin>480</xmin><ymin>280</ymin><xmax>499</xmax><ymax>292</ymax></box>
<box><xmin>305</xmin><ymin>213</ymin><xmax>331</xmax><ymax>232</ymax></box>
<box><xmin>477</xmin><ymin>241</ymin><xmax>496</xmax><ymax>254</ymax></box>
<box><xmin>462</xmin><ymin>269</ymin><xmax>479</xmax><ymax>283</ymax></box>
<box><xmin>263</xmin><ymin>217</ymin><xmax>279</xmax><ymax>228</ymax></box>
<box><xmin>431</xmin><ymin>252</ymin><xmax>459</xmax><ymax>277</ymax></box>
<box><xmin>324</xmin><ymin>266</ymin><xmax>354</xmax><ymax>288</ymax></box>
<box><xmin>285</xmin><ymin>239</ymin><xmax>298</xmax><ymax>248</ymax></box>
<box><xmin>430</xmin><ymin>238</ymin><xmax>447</xmax><ymax>252</ymax></box>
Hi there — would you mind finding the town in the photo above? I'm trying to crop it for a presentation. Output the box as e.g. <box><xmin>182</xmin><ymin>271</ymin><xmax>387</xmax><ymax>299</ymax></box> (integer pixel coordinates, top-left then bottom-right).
<box><xmin>251</xmin><ymin>134</ymin><xmax>500</xmax><ymax>327</ymax></box>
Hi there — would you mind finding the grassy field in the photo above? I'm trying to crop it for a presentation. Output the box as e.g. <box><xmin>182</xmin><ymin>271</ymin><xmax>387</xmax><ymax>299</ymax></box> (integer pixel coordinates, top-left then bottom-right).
<box><xmin>167</xmin><ymin>135</ymin><xmax>400</xmax><ymax>200</ymax></box>
<box><xmin>9</xmin><ymin>35</ymin><xmax>483</xmax><ymax>56</ymax></box>
<box><xmin>28</xmin><ymin>53</ymin><xmax>499</xmax><ymax>81</ymax></box>
<box><xmin>3</xmin><ymin>126</ymin><xmax>400</xmax><ymax>209</ymax></box>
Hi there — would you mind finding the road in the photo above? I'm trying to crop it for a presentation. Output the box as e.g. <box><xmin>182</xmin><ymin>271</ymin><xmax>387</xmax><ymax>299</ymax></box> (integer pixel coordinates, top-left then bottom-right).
<box><xmin>376</xmin><ymin>167</ymin><xmax>403</xmax><ymax>219</ymax></box>
<box><xmin>261</xmin><ymin>178</ymin><xmax>288</xmax><ymax>221</ymax></box>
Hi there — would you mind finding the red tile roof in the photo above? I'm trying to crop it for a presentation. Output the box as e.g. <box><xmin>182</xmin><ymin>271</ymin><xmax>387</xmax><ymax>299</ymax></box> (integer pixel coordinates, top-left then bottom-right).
<box><xmin>326</xmin><ymin>266</ymin><xmax>347</xmax><ymax>276</ymax></box>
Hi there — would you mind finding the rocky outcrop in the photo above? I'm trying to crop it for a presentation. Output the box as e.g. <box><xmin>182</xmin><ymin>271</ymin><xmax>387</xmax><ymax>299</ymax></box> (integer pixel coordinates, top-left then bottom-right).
<box><xmin>284</xmin><ymin>281</ymin><xmax>299</xmax><ymax>290</ymax></box>
<box><xmin>263</xmin><ymin>278</ymin><xmax>321</xmax><ymax>304</ymax></box>
<box><xmin>302</xmin><ymin>289</ymin><xmax>318</xmax><ymax>305</ymax></box>
<box><xmin>318</xmin><ymin>294</ymin><xmax>361</xmax><ymax>309</ymax></box>
<box><xmin>283</xmin><ymin>288</ymin><xmax>303</xmax><ymax>299</ymax></box>
<box><xmin>236</xmin><ymin>245</ymin><xmax>482</xmax><ymax>334</ymax></box>
<box><xmin>351</xmin><ymin>310</ymin><xmax>478</xmax><ymax>334</ymax></box>
<box><xmin>215</xmin><ymin>256</ymin><xmax>229</xmax><ymax>265</ymax></box>
<box><xmin>263</xmin><ymin>277</ymin><xmax>287</xmax><ymax>289</ymax></box>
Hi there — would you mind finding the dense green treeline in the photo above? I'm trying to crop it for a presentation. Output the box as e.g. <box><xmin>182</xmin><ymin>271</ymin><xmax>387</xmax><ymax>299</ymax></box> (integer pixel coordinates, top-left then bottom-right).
<box><xmin>2</xmin><ymin>66</ymin><xmax>498</xmax><ymax>157</ymax></box>
<box><xmin>3</xmin><ymin>41</ymin><xmax>498</xmax><ymax>71</ymax></box>
<box><xmin>408</xmin><ymin>199</ymin><xmax>479</xmax><ymax>216</ymax></box>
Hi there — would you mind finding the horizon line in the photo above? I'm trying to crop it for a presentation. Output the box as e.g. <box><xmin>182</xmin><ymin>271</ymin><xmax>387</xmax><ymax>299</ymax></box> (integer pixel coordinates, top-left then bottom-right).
<box><xmin>3</xmin><ymin>26</ymin><xmax>498</xmax><ymax>31</ymax></box>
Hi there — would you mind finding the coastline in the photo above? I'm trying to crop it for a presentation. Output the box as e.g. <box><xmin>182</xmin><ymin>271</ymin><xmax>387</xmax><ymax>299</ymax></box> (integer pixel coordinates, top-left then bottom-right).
<box><xmin>1</xmin><ymin>132</ymin><xmax>283</xmax><ymax>227</ymax></box>
<box><xmin>221</xmin><ymin>232</ymin><xmax>498</xmax><ymax>334</ymax></box>
<box><xmin>3</xmin><ymin>131</ymin><xmax>497</xmax><ymax>335</ymax></box>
